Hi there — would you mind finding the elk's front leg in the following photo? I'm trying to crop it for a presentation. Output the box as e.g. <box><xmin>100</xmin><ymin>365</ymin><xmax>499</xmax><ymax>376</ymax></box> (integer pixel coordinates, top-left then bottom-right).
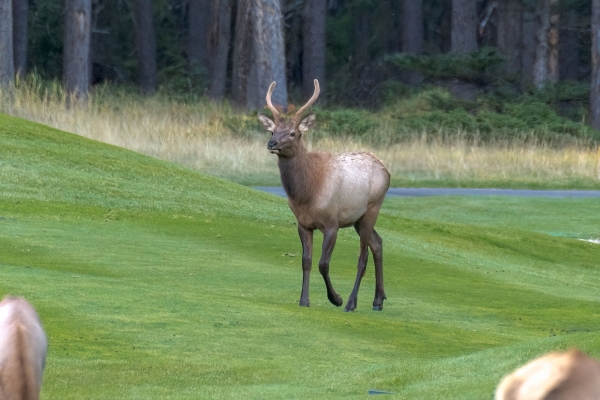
<box><xmin>319</xmin><ymin>228</ymin><xmax>343</xmax><ymax>307</ymax></box>
<box><xmin>298</xmin><ymin>224</ymin><xmax>313</xmax><ymax>307</ymax></box>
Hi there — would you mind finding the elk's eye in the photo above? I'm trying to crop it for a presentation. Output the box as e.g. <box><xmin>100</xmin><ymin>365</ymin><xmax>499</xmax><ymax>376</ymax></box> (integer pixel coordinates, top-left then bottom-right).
<box><xmin>290</xmin><ymin>131</ymin><xmax>296</xmax><ymax>138</ymax></box>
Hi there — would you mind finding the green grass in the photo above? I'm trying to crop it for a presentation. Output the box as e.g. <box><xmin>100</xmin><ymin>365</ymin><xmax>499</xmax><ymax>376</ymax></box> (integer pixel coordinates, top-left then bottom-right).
<box><xmin>1</xmin><ymin>113</ymin><xmax>600</xmax><ymax>399</ymax></box>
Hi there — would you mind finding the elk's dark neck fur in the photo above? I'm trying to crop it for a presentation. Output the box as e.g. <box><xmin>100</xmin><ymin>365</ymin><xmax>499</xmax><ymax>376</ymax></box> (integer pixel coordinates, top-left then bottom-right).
<box><xmin>277</xmin><ymin>143</ymin><xmax>322</xmax><ymax>205</ymax></box>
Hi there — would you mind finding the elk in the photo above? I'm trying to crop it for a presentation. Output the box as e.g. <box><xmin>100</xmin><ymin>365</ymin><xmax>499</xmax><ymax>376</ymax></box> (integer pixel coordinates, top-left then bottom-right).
<box><xmin>257</xmin><ymin>79</ymin><xmax>390</xmax><ymax>312</ymax></box>
<box><xmin>495</xmin><ymin>349</ymin><xmax>600</xmax><ymax>400</ymax></box>
<box><xmin>0</xmin><ymin>296</ymin><xmax>47</xmax><ymax>400</ymax></box>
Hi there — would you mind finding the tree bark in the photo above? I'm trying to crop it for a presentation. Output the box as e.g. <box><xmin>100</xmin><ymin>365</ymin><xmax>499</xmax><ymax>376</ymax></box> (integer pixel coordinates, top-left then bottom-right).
<box><xmin>64</xmin><ymin>0</ymin><xmax>91</xmax><ymax>103</ymax></box>
<box><xmin>302</xmin><ymin>0</ymin><xmax>327</xmax><ymax>103</ymax></box>
<box><xmin>401</xmin><ymin>0</ymin><xmax>423</xmax><ymax>85</ymax></box>
<box><xmin>187</xmin><ymin>0</ymin><xmax>212</xmax><ymax>73</ymax></box>
<box><xmin>0</xmin><ymin>0</ymin><xmax>14</xmax><ymax>88</ymax></box>
<box><xmin>231</xmin><ymin>0</ymin><xmax>252</xmax><ymax>108</ymax></box>
<box><xmin>532</xmin><ymin>0</ymin><xmax>550</xmax><ymax>89</ymax></box>
<box><xmin>401</xmin><ymin>0</ymin><xmax>423</xmax><ymax>55</ymax></box>
<box><xmin>548</xmin><ymin>0</ymin><xmax>559</xmax><ymax>83</ymax></box>
<box><xmin>590</xmin><ymin>0</ymin><xmax>600</xmax><ymax>130</ymax></box>
<box><xmin>134</xmin><ymin>0</ymin><xmax>157</xmax><ymax>95</ymax></box>
<box><xmin>12</xmin><ymin>0</ymin><xmax>28</xmax><ymax>79</ymax></box>
<box><xmin>232</xmin><ymin>0</ymin><xmax>287</xmax><ymax>111</ymax></box>
<box><xmin>449</xmin><ymin>0</ymin><xmax>478</xmax><ymax>99</ymax></box>
<box><xmin>522</xmin><ymin>6</ymin><xmax>536</xmax><ymax>85</ymax></box>
<box><xmin>497</xmin><ymin>0</ymin><xmax>523</xmax><ymax>76</ymax></box>
<box><xmin>208</xmin><ymin>0</ymin><xmax>231</xmax><ymax>101</ymax></box>
<box><xmin>559</xmin><ymin>9</ymin><xmax>580</xmax><ymax>81</ymax></box>
<box><xmin>451</xmin><ymin>0</ymin><xmax>478</xmax><ymax>53</ymax></box>
<box><xmin>89</xmin><ymin>0</ymin><xmax>101</xmax><ymax>87</ymax></box>
<box><xmin>259</xmin><ymin>0</ymin><xmax>287</xmax><ymax>111</ymax></box>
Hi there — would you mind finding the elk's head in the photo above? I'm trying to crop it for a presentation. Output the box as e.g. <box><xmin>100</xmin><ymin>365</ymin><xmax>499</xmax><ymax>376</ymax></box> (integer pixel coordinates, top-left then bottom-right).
<box><xmin>258</xmin><ymin>80</ymin><xmax>320</xmax><ymax>157</ymax></box>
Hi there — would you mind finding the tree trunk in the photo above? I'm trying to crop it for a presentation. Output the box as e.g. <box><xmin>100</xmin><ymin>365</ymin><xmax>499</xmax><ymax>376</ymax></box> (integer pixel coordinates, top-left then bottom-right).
<box><xmin>255</xmin><ymin>0</ymin><xmax>287</xmax><ymax>110</ymax></box>
<box><xmin>401</xmin><ymin>0</ymin><xmax>423</xmax><ymax>55</ymax></box>
<box><xmin>208</xmin><ymin>0</ymin><xmax>231</xmax><ymax>101</ymax></box>
<box><xmin>89</xmin><ymin>0</ymin><xmax>101</xmax><ymax>87</ymax></box>
<box><xmin>401</xmin><ymin>0</ymin><xmax>423</xmax><ymax>85</ymax></box>
<box><xmin>231</xmin><ymin>0</ymin><xmax>252</xmax><ymax>108</ymax></box>
<box><xmin>232</xmin><ymin>0</ymin><xmax>287</xmax><ymax>111</ymax></box>
<box><xmin>590</xmin><ymin>0</ymin><xmax>600</xmax><ymax>130</ymax></box>
<box><xmin>548</xmin><ymin>0</ymin><xmax>559</xmax><ymax>83</ymax></box>
<box><xmin>0</xmin><ymin>0</ymin><xmax>14</xmax><ymax>88</ymax></box>
<box><xmin>532</xmin><ymin>0</ymin><xmax>550</xmax><ymax>89</ymax></box>
<box><xmin>559</xmin><ymin>9</ymin><xmax>580</xmax><ymax>81</ymax></box>
<box><xmin>187</xmin><ymin>0</ymin><xmax>212</xmax><ymax>74</ymax></box>
<box><xmin>302</xmin><ymin>0</ymin><xmax>327</xmax><ymax>103</ymax></box>
<box><xmin>12</xmin><ymin>0</ymin><xmax>28</xmax><ymax>79</ymax></box>
<box><xmin>134</xmin><ymin>0</ymin><xmax>157</xmax><ymax>95</ymax></box>
<box><xmin>497</xmin><ymin>0</ymin><xmax>523</xmax><ymax>76</ymax></box>
<box><xmin>439</xmin><ymin>1</ymin><xmax>452</xmax><ymax>53</ymax></box>
<box><xmin>451</xmin><ymin>0</ymin><xmax>478</xmax><ymax>53</ymax></box>
<box><xmin>64</xmin><ymin>0</ymin><xmax>91</xmax><ymax>103</ymax></box>
<box><xmin>522</xmin><ymin>6</ymin><xmax>536</xmax><ymax>85</ymax></box>
<box><xmin>449</xmin><ymin>0</ymin><xmax>478</xmax><ymax>99</ymax></box>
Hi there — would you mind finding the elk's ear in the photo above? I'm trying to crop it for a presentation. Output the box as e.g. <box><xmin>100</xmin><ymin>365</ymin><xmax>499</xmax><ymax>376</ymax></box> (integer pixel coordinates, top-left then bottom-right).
<box><xmin>257</xmin><ymin>113</ymin><xmax>276</xmax><ymax>131</ymax></box>
<box><xmin>298</xmin><ymin>113</ymin><xmax>316</xmax><ymax>133</ymax></box>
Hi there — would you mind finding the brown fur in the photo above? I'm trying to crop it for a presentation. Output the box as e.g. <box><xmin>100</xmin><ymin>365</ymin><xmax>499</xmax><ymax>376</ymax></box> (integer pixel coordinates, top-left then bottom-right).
<box><xmin>278</xmin><ymin>149</ymin><xmax>328</xmax><ymax>205</ymax></box>
<box><xmin>259</xmin><ymin>80</ymin><xmax>390</xmax><ymax>311</ymax></box>
<box><xmin>0</xmin><ymin>296</ymin><xmax>47</xmax><ymax>400</ymax></box>
<box><xmin>495</xmin><ymin>349</ymin><xmax>600</xmax><ymax>400</ymax></box>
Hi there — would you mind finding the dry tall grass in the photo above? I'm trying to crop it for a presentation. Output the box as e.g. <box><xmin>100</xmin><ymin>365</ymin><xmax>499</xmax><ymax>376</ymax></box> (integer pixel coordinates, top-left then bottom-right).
<box><xmin>2</xmin><ymin>80</ymin><xmax>600</xmax><ymax>188</ymax></box>
<box><xmin>320</xmin><ymin>136</ymin><xmax>600</xmax><ymax>187</ymax></box>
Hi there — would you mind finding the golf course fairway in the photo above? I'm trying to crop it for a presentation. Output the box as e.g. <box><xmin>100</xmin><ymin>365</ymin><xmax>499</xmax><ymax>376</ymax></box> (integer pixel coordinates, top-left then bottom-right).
<box><xmin>1</xmin><ymin>113</ymin><xmax>599</xmax><ymax>399</ymax></box>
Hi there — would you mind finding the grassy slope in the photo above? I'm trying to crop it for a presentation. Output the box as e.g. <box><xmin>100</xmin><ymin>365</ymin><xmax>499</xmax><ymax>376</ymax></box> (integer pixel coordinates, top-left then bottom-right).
<box><xmin>1</xmin><ymin>113</ymin><xmax>600</xmax><ymax>399</ymax></box>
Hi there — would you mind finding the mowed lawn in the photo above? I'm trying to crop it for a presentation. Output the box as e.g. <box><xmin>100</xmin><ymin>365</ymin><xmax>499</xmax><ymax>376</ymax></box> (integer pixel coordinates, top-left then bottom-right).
<box><xmin>1</xmin><ymin>113</ymin><xmax>600</xmax><ymax>399</ymax></box>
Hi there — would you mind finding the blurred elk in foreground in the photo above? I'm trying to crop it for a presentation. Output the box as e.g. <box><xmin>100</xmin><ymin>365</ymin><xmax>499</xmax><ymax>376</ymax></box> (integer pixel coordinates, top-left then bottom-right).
<box><xmin>495</xmin><ymin>349</ymin><xmax>600</xmax><ymax>400</ymax></box>
<box><xmin>258</xmin><ymin>79</ymin><xmax>390</xmax><ymax>312</ymax></box>
<box><xmin>0</xmin><ymin>296</ymin><xmax>47</xmax><ymax>400</ymax></box>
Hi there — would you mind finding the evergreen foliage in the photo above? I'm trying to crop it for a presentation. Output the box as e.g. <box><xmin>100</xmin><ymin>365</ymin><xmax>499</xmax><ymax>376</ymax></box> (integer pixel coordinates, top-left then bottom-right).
<box><xmin>385</xmin><ymin>47</ymin><xmax>506</xmax><ymax>85</ymax></box>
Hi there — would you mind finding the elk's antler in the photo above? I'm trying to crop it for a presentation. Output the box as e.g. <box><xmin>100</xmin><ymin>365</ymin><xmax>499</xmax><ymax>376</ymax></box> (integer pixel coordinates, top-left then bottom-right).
<box><xmin>292</xmin><ymin>79</ymin><xmax>320</xmax><ymax>124</ymax></box>
<box><xmin>265</xmin><ymin>82</ymin><xmax>281</xmax><ymax>123</ymax></box>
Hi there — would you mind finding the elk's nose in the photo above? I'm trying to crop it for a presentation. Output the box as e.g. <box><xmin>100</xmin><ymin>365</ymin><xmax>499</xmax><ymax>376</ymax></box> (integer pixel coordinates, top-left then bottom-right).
<box><xmin>267</xmin><ymin>139</ymin><xmax>278</xmax><ymax>149</ymax></box>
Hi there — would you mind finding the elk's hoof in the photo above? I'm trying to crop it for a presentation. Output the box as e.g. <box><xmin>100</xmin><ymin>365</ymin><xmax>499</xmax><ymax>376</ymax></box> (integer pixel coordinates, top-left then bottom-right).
<box><xmin>373</xmin><ymin>294</ymin><xmax>386</xmax><ymax>311</ymax></box>
<box><xmin>299</xmin><ymin>299</ymin><xmax>310</xmax><ymax>307</ymax></box>
<box><xmin>328</xmin><ymin>293</ymin><xmax>343</xmax><ymax>307</ymax></box>
<box><xmin>344</xmin><ymin>298</ymin><xmax>357</xmax><ymax>312</ymax></box>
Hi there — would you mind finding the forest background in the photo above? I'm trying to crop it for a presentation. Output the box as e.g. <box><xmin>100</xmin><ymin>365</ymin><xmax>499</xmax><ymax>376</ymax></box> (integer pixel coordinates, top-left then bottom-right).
<box><xmin>2</xmin><ymin>0</ymin><xmax>600</xmax><ymax>188</ymax></box>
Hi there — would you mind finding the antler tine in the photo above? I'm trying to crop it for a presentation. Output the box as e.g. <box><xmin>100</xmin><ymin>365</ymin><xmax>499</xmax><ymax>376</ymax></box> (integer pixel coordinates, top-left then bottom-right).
<box><xmin>265</xmin><ymin>81</ymin><xmax>280</xmax><ymax>122</ymax></box>
<box><xmin>293</xmin><ymin>79</ymin><xmax>320</xmax><ymax>123</ymax></box>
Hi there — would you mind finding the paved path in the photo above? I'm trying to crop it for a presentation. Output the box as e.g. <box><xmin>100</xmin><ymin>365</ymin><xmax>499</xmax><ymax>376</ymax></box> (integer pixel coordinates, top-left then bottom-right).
<box><xmin>254</xmin><ymin>187</ymin><xmax>600</xmax><ymax>198</ymax></box>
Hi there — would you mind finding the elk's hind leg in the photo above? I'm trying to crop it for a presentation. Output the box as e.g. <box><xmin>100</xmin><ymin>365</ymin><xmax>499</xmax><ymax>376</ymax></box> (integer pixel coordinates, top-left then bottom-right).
<box><xmin>345</xmin><ymin>208</ymin><xmax>380</xmax><ymax>312</ymax></box>
<box><xmin>370</xmin><ymin>229</ymin><xmax>386</xmax><ymax>310</ymax></box>
<box><xmin>346</xmin><ymin>208</ymin><xmax>386</xmax><ymax>312</ymax></box>
<box><xmin>319</xmin><ymin>228</ymin><xmax>343</xmax><ymax>307</ymax></box>
<box><xmin>345</xmin><ymin>225</ymin><xmax>369</xmax><ymax>312</ymax></box>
